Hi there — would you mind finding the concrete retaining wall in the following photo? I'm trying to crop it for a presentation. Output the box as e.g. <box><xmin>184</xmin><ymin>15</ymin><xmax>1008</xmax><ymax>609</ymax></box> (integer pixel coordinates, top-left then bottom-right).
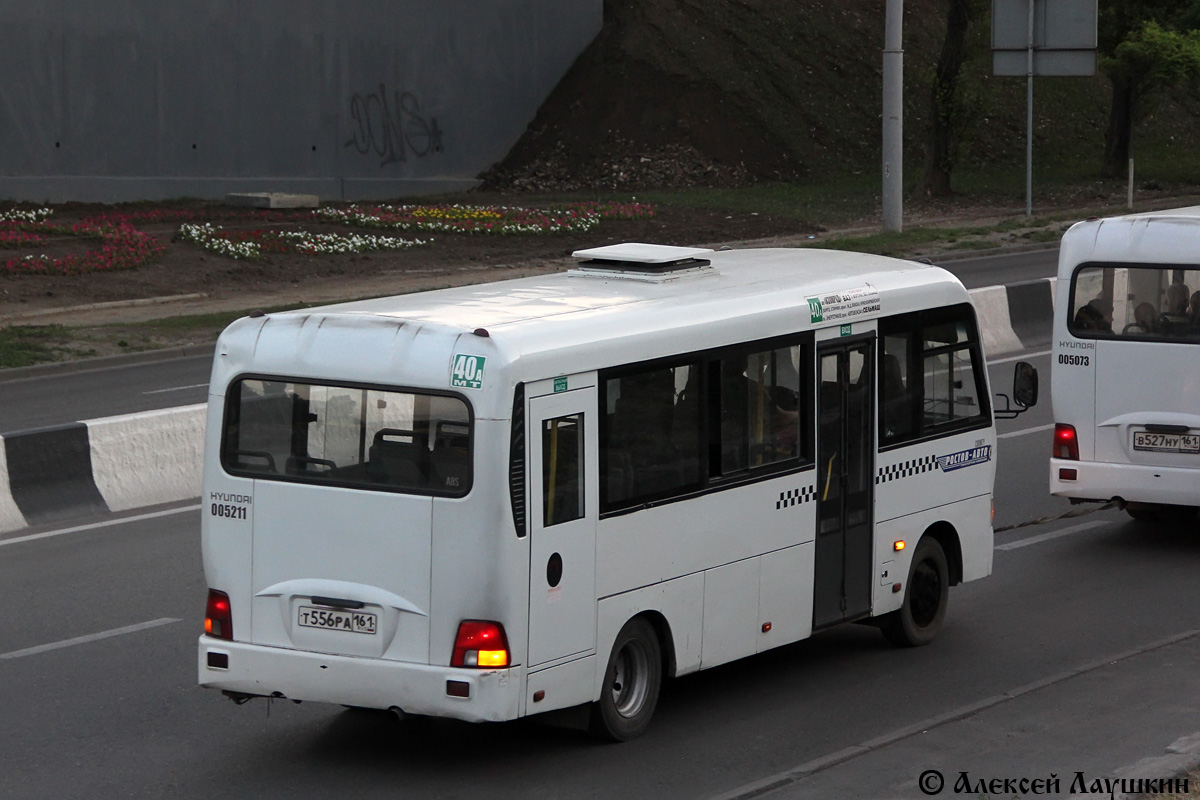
<box><xmin>0</xmin><ymin>279</ymin><xmax>1057</xmax><ymax>534</ymax></box>
<box><xmin>0</xmin><ymin>1</ymin><xmax>602</xmax><ymax>203</ymax></box>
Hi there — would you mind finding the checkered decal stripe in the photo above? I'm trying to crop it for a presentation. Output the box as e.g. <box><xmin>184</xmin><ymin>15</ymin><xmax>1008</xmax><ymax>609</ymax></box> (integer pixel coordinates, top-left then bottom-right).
<box><xmin>776</xmin><ymin>486</ymin><xmax>816</xmax><ymax>510</ymax></box>
<box><xmin>876</xmin><ymin>455</ymin><xmax>939</xmax><ymax>485</ymax></box>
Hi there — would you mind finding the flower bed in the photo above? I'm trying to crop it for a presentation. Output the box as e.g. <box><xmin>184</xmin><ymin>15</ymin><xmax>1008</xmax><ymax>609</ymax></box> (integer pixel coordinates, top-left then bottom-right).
<box><xmin>315</xmin><ymin>201</ymin><xmax>655</xmax><ymax>235</ymax></box>
<box><xmin>0</xmin><ymin>200</ymin><xmax>657</xmax><ymax>274</ymax></box>
<box><xmin>0</xmin><ymin>209</ymin><xmax>167</xmax><ymax>275</ymax></box>
<box><xmin>177</xmin><ymin>223</ymin><xmax>428</xmax><ymax>261</ymax></box>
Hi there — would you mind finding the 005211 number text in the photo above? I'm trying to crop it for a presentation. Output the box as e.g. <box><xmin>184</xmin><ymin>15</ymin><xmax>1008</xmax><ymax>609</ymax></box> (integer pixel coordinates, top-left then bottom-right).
<box><xmin>210</xmin><ymin>503</ymin><xmax>248</xmax><ymax>520</ymax></box>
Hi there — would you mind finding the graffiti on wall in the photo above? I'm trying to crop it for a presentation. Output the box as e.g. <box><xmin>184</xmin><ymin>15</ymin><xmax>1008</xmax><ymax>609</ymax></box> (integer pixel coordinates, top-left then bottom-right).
<box><xmin>343</xmin><ymin>84</ymin><xmax>444</xmax><ymax>167</ymax></box>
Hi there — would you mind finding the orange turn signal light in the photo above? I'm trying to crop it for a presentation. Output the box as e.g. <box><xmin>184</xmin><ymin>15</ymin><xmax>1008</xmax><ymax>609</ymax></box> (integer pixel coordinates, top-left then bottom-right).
<box><xmin>894</xmin><ymin>540</ymin><xmax>906</xmax><ymax>552</ymax></box>
<box><xmin>476</xmin><ymin>650</ymin><xmax>509</xmax><ymax>667</ymax></box>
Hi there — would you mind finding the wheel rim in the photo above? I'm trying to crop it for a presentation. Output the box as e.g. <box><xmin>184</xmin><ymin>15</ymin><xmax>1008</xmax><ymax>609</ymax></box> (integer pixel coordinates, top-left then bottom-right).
<box><xmin>610</xmin><ymin>638</ymin><xmax>651</xmax><ymax>718</ymax></box>
<box><xmin>909</xmin><ymin>559</ymin><xmax>942</xmax><ymax>628</ymax></box>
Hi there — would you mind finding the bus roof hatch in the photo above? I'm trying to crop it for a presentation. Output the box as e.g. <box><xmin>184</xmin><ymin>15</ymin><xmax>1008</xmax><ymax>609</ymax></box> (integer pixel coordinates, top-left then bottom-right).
<box><xmin>569</xmin><ymin>242</ymin><xmax>716</xmax><ymax>282</ymax></box>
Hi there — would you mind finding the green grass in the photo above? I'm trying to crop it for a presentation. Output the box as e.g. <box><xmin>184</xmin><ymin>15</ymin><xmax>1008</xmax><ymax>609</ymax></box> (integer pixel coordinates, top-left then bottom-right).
<box><xmin>0</xmin><ymin>325</ymin><xmax>95</xmax><ymax>368</ymax></box>
<box><xmin>802</xmin><ymin>215</ymin><xmax>1076</xmax><ymax>257</ymax></box>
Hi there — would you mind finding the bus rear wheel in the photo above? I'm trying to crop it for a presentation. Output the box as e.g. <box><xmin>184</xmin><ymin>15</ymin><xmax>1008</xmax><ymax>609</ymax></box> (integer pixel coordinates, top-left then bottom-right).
<box><xmin>589</xmin><ymin>617</ymin><xmax>662</xmax><ymax>742</ymax></box>
<box><xmin>881</xmin><ymin>537</ymin><xmax>949</xmax><ymax>648</ymax></box>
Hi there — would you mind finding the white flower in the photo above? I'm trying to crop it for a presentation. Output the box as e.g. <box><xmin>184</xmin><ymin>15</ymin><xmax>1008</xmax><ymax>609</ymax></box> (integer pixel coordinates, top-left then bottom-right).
<box><xmin>0</xmin><ymin>208</ymin><xmax>53</xmax><ymax>223</ymax></box>
<box><xmin>177</xmin><ymin>223</ymin><xmax>427</xmax><ymax>260</ymax></box>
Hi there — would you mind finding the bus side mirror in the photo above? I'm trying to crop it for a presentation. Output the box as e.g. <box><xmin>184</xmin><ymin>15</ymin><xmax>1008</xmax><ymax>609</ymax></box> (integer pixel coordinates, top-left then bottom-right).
<box><xmin>1013</xmin><ymin>361</ymin><xmax>1038</xmax><ymax>408</ymax></box>
<box><xmin>994</xmin><ymin>361</ymin><xmax>1038</xmax><ymax>419</ymax></box>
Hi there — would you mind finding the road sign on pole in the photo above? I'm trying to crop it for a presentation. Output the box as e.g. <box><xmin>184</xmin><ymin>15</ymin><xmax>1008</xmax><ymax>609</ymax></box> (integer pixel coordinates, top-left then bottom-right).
<box><xmin>992</xmin><ymin>0</ymin><xmax>1097</xmax><ymax>76</ymax></box>
<box><xmin>992</xmin><ymin>0</ymin><xmax>1096</xmax><ymax>215</ymax></box>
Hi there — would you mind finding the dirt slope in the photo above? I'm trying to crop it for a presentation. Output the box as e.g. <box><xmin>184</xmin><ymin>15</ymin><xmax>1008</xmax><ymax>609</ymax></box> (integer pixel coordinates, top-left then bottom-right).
<box><xmin>481</xmin><ymin>0</ymin><xmax>1200</xmax><ymax>193</ymax></box>
<box><xmin>481</xmin><ymin>0</ymin><xmax>945</xmax><ymax>191</ymax></box>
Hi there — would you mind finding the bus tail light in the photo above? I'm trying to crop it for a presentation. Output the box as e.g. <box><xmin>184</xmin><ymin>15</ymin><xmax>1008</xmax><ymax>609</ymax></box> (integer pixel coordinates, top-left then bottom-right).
<box><xmin>205</xmin><ymin>589</ymin><xmax>233</xmax><ymax>641</ymax></box>
<box><xmin>1054</xmin><ymin>424</ymin><xmax>1079</xmax><ymax>461</ymax></box>
<box><xmin>451</xmin><ymin>620</ymin><xmax>510</xmax><ymax>668</ymax></box>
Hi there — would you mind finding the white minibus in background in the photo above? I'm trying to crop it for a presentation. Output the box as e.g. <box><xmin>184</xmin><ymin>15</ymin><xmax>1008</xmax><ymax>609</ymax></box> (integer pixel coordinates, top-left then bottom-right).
<box><xmin>1051</xmin><ymin>207</ymin><xmax>1200</xmax><ymax>524</ymax></box>
<box><xmin>200</xmin><ymin>242</ymin><xmax>1036</xmax><ymax>741</ymax></box>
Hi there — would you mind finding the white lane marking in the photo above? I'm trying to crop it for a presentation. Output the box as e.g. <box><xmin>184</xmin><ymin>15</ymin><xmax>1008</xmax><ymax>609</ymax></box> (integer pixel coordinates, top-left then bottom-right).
<box><xmin>988</xmin><ymin>349</ymin><xmax>1051</xmax><ymax>366</ymax></box>
<box><xmin>0</xmin><ymin>504</ymin><xmax>201</xmax><ymax>548</ymax></box>
<box><xmin>142</xmin><ymin>382</ymin><xmax>208</xmax><ymax>395</ymax></box>
<box><xmin>995</xmin><ymin>520</ymin><xmax>1109</xmax><ymax>551</ymax></box>
<box><xmin>0</xmin><ymin>617</ymin><xmax>180</xmax><ymax>660</ymax></box>
<box><xmin>998</xmin><ymin>422</ymin><xmax>1055</xmax><ymax>439</ymax></box>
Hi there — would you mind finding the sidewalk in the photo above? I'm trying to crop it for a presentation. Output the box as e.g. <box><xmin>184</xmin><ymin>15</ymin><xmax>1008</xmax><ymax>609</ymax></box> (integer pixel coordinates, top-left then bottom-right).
<box><xmin>712</xmin><ymin>631</ymin><xmax>1200</xmax><ymax>799</ymax></box>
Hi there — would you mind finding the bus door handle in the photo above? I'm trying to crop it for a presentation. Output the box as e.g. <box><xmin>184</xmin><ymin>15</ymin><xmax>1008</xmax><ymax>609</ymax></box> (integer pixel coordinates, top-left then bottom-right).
<box><xmin>311</xmin><ymin>596</ymin><xmax>366</xmax><ymax>610</ymax></box>
<box><xmin>1144</xmin><ymin>424</ymin><xmax>1191</xmax><ymax>434</ymax></box>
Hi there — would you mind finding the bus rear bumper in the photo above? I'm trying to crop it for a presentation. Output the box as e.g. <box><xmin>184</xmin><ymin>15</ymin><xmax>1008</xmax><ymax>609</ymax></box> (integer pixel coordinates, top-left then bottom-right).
<box><xmin>1050</xmin><ymin>458</ymin><xmax>1199</xmax><ymax>506</ymax></box>
<box><xmin>198</xmin><ymin>637</ymin><xmax>522</xmax><ymax>722</ymax></box>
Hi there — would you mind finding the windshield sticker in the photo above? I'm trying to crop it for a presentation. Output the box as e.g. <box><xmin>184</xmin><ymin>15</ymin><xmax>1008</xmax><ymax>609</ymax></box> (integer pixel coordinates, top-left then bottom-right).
<box><xmin>451</xmin><ymin>354</ymin><xmax>487</xmax><ymax>389</ymax></box>
<box><xmin>807</xmin><ymin>285</ymin><xmax>881</xmax><ymax>324</ymax></box>
<box><xmin>937</xmin><ymin>445</ymin><xmax>992</xmax><ymax>472</ymax></box>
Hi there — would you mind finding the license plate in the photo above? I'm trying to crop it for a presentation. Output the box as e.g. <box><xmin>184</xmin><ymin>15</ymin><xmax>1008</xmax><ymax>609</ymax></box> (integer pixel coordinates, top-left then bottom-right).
<box><xmin>1133</xmin><ymin>431</ymin><xmax>1200</xmax><ymax>453</ymax></box>
<box><xmin>297</xmin><ymin>605</ymin><xmax>377</xmax><ymax>635</ymax></box>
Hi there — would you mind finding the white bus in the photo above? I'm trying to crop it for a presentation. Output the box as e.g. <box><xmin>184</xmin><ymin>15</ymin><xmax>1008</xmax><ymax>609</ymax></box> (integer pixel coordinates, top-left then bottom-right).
<box><xmin>199</xmin><ymin>243</ymin><xmax>1035</xmax><ymax>740</ymax></box>
<box><xmin>1051</xmin><ymin>206</ymin><xmax>1200</xmax><ymax>524</ymax></box>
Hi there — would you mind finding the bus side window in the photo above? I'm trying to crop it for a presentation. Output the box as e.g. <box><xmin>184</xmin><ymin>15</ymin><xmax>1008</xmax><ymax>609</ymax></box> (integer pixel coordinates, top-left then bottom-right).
<box><xmin>879</xmin><ymin>304</ymin><xmax>988</xmax><ymax>445</ymax></box>
<box><xmin>718</xmin><ymin>344</ymin><xmax>802</xmax><ymax>474</ymax></box>
<box><xmin>602</xmin><ymin>363</ymin><xmax>702</xmax><ymax>508</ymax></box>
<box><xmin>922</xmin><ymin>319</ymin><xmax>984</xmax><ymax>429</ymax></box>
<box><xmin>880</xmin><ymin>335</ymin><xmax>913</xmax><ymax>441</ymax></box>
<box><xmin>542</xmin><ymin>414</ymin><xmax>584</xmax><ymax>526</ymax></box>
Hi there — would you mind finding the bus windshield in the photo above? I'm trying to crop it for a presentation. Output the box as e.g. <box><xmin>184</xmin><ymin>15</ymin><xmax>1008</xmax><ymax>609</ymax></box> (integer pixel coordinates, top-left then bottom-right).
<box><xmin>221</xmin><ymin>378</ymin><xmax>472</xmax><ymax>496</ymax></box>
<box><xmin>1070</xmin><ymin>264</ymin><xmax>1200</xmax><ymax>341</ymax></box>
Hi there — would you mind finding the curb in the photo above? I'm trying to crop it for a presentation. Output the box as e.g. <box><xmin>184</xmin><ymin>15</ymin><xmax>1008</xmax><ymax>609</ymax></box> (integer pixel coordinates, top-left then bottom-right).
<box><xmin>0</xmin><ymin>292</ymin><xmax>209</xmax><ymax>324</ymax></box>
<box><xmin>0</xmin><ymin>278</ymin><xmax>1057</xmax><ymax>535</ymax></box>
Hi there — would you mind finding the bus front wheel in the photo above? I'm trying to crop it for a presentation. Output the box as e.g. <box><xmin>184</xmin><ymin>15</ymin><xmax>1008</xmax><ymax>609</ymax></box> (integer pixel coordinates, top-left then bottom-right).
<box><xmin>881</xmin><ymin>537</ymin><xmax>949</xmax><ymax>648</ymax></box>
<box><xmin>589</xmin><ymin>617</ymin><xmax>662</xmax><ymax>742</ymax></box>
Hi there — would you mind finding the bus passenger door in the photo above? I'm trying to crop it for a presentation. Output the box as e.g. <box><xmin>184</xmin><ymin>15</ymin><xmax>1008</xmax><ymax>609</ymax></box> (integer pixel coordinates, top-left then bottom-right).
<box><xmin>813</xmin><ymin>338</ymin><xmax>875</xmax><ymax>629</ymax></box>
<box><xmin>527</xmin><ymin>387</ymin><xmax>598</xmax><ymax>668</ymax></box>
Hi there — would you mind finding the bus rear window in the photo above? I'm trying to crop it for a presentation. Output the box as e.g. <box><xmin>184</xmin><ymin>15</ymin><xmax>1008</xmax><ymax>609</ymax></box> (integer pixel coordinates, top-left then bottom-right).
<box><xmin>1070</xmin><ymin>265</ymin><xmax>1200</xmax><ymax>340</ymax></box>
<box><xmin>221</xmin><ymin>378</ymin><xmax>472</xmax><ymax>496</ymax></box>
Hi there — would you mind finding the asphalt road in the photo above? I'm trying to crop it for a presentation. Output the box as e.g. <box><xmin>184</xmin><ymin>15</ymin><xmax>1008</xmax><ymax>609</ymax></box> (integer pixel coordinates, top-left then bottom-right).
<box><xmin>9</xmin><ymin>346</ymin><xmax>1200</xmax><ymax>800</ymax></box>
<box><xmin>936</xmin><ymin>245</ymin><xmax>1060</xmax><ymax>289</ymax></box>
<box><xmin>0</xmin><ymin>247</ymin><xmax>1060</xmax><ymax>435</ymax></box>
<box><xmin>0</xmin><ymin>353</ymin><xmax>213</xmax><ymax>433</ymax></box>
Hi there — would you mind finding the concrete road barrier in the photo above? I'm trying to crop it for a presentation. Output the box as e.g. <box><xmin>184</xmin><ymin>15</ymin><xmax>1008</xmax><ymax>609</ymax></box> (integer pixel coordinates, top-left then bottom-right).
<box><xmin>88</xmin><ymin>404</ymin><xmax>206</xmax><ymax>514</ymax></box>
<box><xmin>0</xmin><ymin>279</ymin><xmax>1057</xmax><ymax>534</ymax></box>
<box><xmin>967</xmin><ymin>278</ymin><xmax>1056</xmax><ymax>356</ymax></box>
<box><xmin>0</xmin><ymin>404</ymin><xmax>204</xmax><ymax>532</ymax></box>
